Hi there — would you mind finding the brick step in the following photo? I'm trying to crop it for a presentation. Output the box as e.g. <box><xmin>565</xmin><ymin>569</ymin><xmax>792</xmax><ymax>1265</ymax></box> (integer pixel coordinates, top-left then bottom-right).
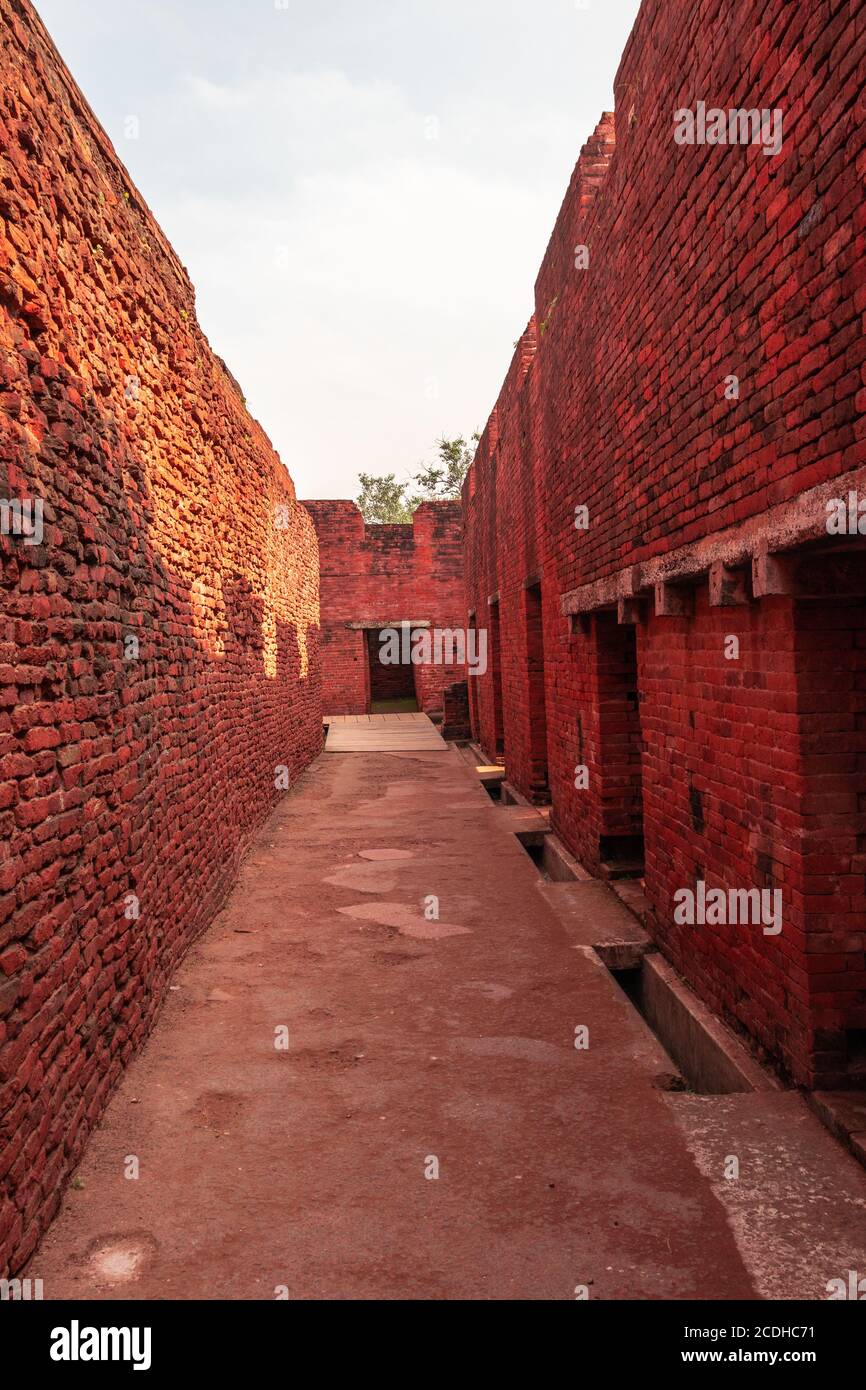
<box><xmin>598</xmin><ymin>858</ymin><xmax>645</xmax><ymax>882</ymax></box>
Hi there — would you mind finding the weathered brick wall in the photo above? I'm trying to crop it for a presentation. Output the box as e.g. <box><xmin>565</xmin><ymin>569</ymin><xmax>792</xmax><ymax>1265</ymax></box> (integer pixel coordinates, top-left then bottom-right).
<box><xmin>464</xmin><ymin>327</ymin><xmax>550</xmax><ymax>790</ymax></box>
<box><xmin>304</xmin><ymin>499</ymin><xmax>466</xmax><ymax>715</ymax></box>
<box><xmin>639</xmin><ymin>594</ymin><xmax>805</xmax><ymax>1078</ymax></box>
<box><xmin>0</xmin><ymin>0</ymin><xmax>322</xmax><ymax>1273</ymax></box>
<box><xmin>464</xmin><ymin>0</ymin><xmax>866</xmax><ymax>1084</ymax></box>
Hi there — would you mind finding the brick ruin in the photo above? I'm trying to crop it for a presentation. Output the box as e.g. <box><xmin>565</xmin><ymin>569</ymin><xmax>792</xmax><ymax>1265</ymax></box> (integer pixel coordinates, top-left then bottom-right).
<box><xmin>0</xmin><ymin>0</ymin><xmax>865</xmax><ymax>1280</ymax></box>
<box><xmin>464</xmin><ymin>0</ymin><xmax>866</xmax><ymax>1089</ymax></box>
<box><xmin>303</xmin><ymin>499</ymin><xmax>466</xmax><ymax>721</ymax></box>
<box><xmin>0</xmin><ymin>0</ymin><xmax>321</xmax><ymax>1272</ymax></box>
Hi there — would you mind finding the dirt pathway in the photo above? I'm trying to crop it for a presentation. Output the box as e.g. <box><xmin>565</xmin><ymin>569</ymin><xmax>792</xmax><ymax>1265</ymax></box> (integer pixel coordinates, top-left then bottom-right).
<box><xmin>29</xmin><ymin>747</ymin><xmax>866</xmax><ymax>1300</ymax></box>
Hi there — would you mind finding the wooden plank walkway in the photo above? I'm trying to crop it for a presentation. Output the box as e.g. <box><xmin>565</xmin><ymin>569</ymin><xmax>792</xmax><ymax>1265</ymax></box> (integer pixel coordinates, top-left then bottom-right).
<box><xmin>324</xmin><ymin>713</ymin><xmax>448</xmax><ymax>752</ymax></box>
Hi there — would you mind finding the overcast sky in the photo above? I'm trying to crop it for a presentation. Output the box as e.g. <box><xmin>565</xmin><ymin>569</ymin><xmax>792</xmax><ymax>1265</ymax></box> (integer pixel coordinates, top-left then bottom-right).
<box><xmin>34</xmin><ymin>0</ymin><xmax>642</xmax><ymax>499</ymax></box>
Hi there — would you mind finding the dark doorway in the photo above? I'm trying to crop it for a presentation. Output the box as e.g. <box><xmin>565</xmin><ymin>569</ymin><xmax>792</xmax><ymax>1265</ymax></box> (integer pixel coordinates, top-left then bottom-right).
<box><xmin>595</xmin><ymin>611</ymin><xmax>645</xmax><ymax>876</ymax></box>
<box><xmin>795</xmin><ymin>567</ymin><xmax>866</xmax><ymax>1083</ymax></box>
<box><xmin>467</xmin><ymin>611</ymin><xmax>480</xmax><ymax>738</ymax></box>
<box><xmin>366</xmin><ymin>628</ymin><xmax>419</xmax><ymax>713</ymax></box>
<box><xmin>524</xmin><ymin>582</ymin><xmax>549</xmax><ymax>800</ymax></box>
<box><xmin>488</xmin><ymin>600</ymin><xmax>505</xmax><ymax>757</ymax></box>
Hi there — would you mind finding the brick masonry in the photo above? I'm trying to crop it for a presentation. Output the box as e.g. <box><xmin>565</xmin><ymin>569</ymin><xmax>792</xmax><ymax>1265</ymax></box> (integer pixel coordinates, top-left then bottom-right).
<box><xmin>303</xmin><ymin>499</ymin><xmax>466</xmax><ymax>715</ymax></box>
<box><xmin>463</xmin><ymin>0</ymin><xmax>866</xmax><ymax>1087</ymax></box>
<box><xmin>0</xmin><ymin>0</ymin><xmax>322</xmax><ymax>1274</ymax></box>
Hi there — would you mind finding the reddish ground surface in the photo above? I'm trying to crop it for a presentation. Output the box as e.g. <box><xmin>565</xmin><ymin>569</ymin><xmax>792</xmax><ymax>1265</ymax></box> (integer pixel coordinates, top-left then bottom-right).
<box><xmin>28</xmin><ymin>741</ymin><xmax>866</xmax><ymax>1300</ymax></box>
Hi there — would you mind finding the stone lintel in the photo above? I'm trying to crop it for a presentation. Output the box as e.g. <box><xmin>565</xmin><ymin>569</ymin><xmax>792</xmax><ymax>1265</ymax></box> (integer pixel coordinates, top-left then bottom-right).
<box><xmin>346</xmin><ymin>620</ymin><xmax>432</xmax><ymax>630</ymax></box>
<box><xmin>617</xmin><ymin>597</ymin><xmax>644</xmax><ymax>625</ymax></box>
<box><xmin>708</xmin><ymin>562</ymin><xmax>750</xmax><ymax>608</ymax></box>
<box><xmin>560</xmin><ymin>461</ymin><xmax>866</xmax><ymax>619</ymax></box>
<box><xmin>751</xmin><ymin>549</ymin><xmax>797</xmax><ymax>598</ymax></box>
<box><xmin>654</xmin><ymin>582</ymin><xmax>694</xmax><ymax>617</ymax></box>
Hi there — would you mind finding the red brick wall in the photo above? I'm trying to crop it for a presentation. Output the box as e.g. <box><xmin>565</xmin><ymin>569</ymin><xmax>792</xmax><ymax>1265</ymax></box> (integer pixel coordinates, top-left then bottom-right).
<box><xmin>304</xmin><ymin>499</ymin><xmax>466</xmax><ymax>715</ymax></box>
<box><xmin>639</xmin><ymin>594</ymin><xmax>804</xmax><ymax>1079</ymax></box>
<box><xmin>464</xmin><ymin>325</ymin><xmax>546</xmax><ymax>786</ymax></box>
<box><xmin>463</xmin><ymin>0</ymin><xmax>866</xmax><ymax>1085</ymax></box>
<box><xmin>0</xmin><ymin>0</ymin><xmax>322</xmax><ymax>1274</ymax></box>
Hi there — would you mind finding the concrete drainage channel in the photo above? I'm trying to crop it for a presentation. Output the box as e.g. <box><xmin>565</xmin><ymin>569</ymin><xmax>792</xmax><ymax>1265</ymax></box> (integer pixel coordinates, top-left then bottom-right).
<box><xmin>515</xmin><ymin>828</ymin><xmax>586</xmax><ymax>883</ymax></box>
<box><xmin>462</xmin><ymin>747</ymin><xmax>781</xmax><ymax>1096</ymax></box>
<box><xmin>472</xmin><ymin>765</ymin><xmax>866</xmax><ymax>1295</ymax></box>
<box><xmin>464</xmin><ymin>752</ymin><xmax>866</xmax><ymax>1219</ymax></box>
<box><xmin>598</xmin><ymin>944</ymin><xmax>778</xmax><ymax>1095</ymax></box>
<box><xmin>512</xmin><ymin>827</ymin><xmax>779</xmax><ymax>1096</ymax></box>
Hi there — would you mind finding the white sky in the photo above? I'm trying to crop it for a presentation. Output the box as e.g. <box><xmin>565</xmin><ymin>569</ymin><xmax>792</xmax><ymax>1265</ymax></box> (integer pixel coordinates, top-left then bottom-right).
<box><xmin>34</xmin><ymin>0</ymin><xmax>642</xmax><ymax>499</ymax></box>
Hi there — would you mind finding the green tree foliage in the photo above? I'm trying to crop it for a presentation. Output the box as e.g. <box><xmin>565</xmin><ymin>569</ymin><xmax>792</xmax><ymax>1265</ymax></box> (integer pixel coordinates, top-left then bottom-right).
<box><xmin>355</xmin><ymin>472</ymin><xmax>416</xmax><ymax>524</ymax></box>
<box><xmin>356</xmin><ymin>434</ymin><xmax>480</xmax><ymax>523</ymax></box>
